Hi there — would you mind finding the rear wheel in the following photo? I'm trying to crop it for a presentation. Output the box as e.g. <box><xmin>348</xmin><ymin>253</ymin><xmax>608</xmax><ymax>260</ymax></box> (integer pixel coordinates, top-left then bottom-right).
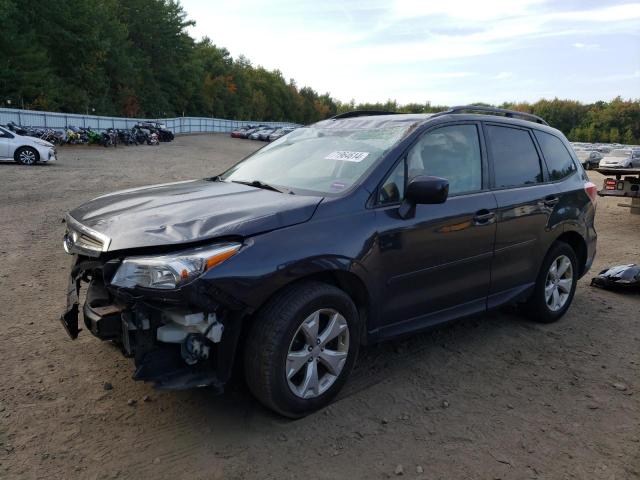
<box><xmin>525</xmin><ymin>242</ymin><xmax>578</xmax><ymax>323</ymax></box>
<box><xmin>15</xmin><ymin>147</ymin><xmax>39</xmax><ymax>165</ymax></box>
<box><xmin>244</xmin><ymin>281</ymin><xmax>359</xmax><ymax>417</ymax></box>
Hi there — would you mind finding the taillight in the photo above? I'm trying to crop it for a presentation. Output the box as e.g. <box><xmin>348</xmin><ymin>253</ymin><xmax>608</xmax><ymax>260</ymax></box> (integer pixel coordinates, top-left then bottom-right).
<box><xmin>604</xmin><ymin>178</ymin><xmax>616</xmax><ymax>191</ymax></box>
<box><xmin>585</xmin><ymin>181</ymin><xmax>597</xmax><ymax>205</ymax></box>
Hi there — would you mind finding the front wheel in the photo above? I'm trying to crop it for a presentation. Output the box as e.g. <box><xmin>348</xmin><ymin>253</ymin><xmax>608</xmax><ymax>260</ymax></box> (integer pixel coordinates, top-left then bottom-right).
<box><xmin>15</xmin><ymin>147</ymin><xmax>39</xmax><ymax>165</ymax></box>
<box><xmin>524</xmin><ymin>241</ymin><xmax>578</xmax><ymax>323</ymax></box>
<box><xmin>244</xmin><ymin>281</ymin><xmax>359</xmax><ymax>417</ymax></box>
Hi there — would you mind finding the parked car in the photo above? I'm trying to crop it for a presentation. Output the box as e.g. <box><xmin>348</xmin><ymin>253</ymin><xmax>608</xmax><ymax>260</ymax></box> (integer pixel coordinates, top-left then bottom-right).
<box><xmin>575</xmin><ymin>149</ymin><xmax>603</xmax><ymax>169</ymax></box>
<box><xmin>135</xmin><ymin>122</ymin><xmax>174</xmax><ymax>142</ymax></box>
<box><xmin>154</xmin><ymin>123</ymin><xmax>174</xmax><ymax>142</ymax></box>
<box><xmin>231</xmin><ymin>127</ymin><xmax>251</xmax><ymax>138</ymax></box>
<box><xmin>256</xmin><ymin>128</ymin><xmax>277</xmax><ymax>141</ymax></box>
<box><xmin>60</xmin><ymin>107</ymin><xmax>597</xmax><ymax>417</ymax></box>
<box><xmin>239</xmin><ymin>126</ymin><xmax>264</xmax><ymax>139</ymax></box>
<box><xmin>598</xmin><ymin>149</ymin><xmax>639</xmax><ymax>168</ymax></box>
<box><xmin>268</xmin><ymin>127</ymin><xmax>295</xmax><ymax>141</ymax></box>
<box><xmin>0</xmin><ymin>125</ymin><xmax>57</xmax><ymax>165</ymax></box>
<box><xmin>249</xmin><ymin>127</ymin><xmax>272</xmax><ymax>140</ymax></box>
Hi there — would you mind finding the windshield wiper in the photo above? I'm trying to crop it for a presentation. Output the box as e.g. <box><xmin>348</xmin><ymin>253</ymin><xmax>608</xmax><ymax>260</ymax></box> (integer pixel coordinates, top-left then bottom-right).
<box><xmin>232</xmin><ymin>180</ymin><xmax>293</xmax><ymax>194</ymax></box>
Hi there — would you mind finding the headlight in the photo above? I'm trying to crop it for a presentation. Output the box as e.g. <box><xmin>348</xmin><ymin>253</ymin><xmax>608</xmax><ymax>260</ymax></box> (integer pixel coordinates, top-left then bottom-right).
<box><xmin>110</xmin><ymin>242</ymin><xmax>241</xmax><ymax>290</ymax></box>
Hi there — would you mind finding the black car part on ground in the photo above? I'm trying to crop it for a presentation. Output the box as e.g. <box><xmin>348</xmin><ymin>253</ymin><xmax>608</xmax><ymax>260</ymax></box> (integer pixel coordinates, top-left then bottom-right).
<box><xmin>591</xmin><ymin>264</ymin><xmax>640</xmax><ymax>291</ymax></box>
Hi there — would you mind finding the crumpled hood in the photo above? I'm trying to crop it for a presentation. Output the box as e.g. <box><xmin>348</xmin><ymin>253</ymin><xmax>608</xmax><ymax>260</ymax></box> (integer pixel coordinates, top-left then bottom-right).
<box><xmin>68</xmin><ymin>179</ymin><xmax>322</xmax><ymax>251</ymax></box>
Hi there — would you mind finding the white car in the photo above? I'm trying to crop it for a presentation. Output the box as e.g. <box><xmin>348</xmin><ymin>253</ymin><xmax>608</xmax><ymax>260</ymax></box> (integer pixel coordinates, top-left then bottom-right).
<box><xmin>598</xmin><ymin>148</ymin><xmax>639</xmax><ymax>169</ymax></box>
<box><xmin>0</xmin><ymin>126</ymin><xmax>57</xmax><ymax>165</ymax></box>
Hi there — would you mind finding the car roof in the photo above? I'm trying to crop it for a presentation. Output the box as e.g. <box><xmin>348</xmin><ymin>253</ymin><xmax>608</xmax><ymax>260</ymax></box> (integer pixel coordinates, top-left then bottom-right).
<box><xmin>312</xmin><ymin>112</ymin><xmax>564</xmax><ymax>138</ymax></box>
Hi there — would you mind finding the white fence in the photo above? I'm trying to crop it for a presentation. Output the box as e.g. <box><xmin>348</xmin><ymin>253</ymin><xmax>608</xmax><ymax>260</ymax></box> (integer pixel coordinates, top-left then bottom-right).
<box><xmin>0</xmin><ymin>108</ymin><xmax>299</xmax><ymax>134</ymax></box>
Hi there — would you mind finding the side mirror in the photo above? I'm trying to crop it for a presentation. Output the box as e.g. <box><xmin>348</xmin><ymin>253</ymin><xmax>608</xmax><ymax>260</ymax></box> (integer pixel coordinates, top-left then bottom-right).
<box><xmin>399</xmin><ymin>175</ymin><xmax>449</xmax><ymax>219</ymax></box>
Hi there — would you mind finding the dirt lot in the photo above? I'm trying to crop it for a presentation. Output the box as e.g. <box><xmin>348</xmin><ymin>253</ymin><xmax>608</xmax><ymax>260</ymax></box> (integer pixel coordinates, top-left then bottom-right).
<box><xmin>0</xmin><ymin>134</ymin><xmax>639</xmax><ymax>479</ymax></box>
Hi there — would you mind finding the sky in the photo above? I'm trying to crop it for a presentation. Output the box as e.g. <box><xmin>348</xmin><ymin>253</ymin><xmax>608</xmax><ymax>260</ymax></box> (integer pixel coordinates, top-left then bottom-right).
<box><xmin>182</xmin><ymin>0</ymin><xmax>640</xmax><ymax>105</ymax></box>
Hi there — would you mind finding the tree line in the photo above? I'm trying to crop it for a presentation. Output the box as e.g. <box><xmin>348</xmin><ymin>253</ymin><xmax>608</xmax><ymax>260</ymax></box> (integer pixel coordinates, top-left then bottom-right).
<box><xmin>1</xmin><ymin>0</ymin><xmax>638</xmax><ymax>144</ymax></box>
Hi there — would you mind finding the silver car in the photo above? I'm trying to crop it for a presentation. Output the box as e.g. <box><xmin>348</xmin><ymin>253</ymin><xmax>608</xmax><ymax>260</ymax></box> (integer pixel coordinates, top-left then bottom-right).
<box><xmin>599</xmin><ymin>149</ymin><xmax>640</xmax><ymax>169</ymax></box>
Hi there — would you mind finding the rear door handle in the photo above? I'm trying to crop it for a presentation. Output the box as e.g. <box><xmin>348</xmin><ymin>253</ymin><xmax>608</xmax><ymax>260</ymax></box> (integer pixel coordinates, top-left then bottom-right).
<box><xmin>541</xmin><ymin>195</ymin><xmax>559</xmax><ymax>207</ymax></box>
<box><xmin>473</xmin><ymin>209</ymin><xmax>496</xmax><ymax>224</ymax></box>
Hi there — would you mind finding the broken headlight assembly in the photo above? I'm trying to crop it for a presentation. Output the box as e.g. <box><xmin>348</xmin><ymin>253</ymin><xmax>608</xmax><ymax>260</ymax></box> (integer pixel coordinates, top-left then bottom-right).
<box><xmin>110</xmin><ymin>242</ymin><xmax>241</xmax><ymax>290</ymax></box>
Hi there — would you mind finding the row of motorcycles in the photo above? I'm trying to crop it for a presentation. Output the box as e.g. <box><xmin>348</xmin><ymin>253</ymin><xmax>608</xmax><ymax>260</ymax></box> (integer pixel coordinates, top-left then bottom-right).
<box><xmin>6</xmin><ymin>121</ymin><xmax>174</xmax><ymax>147</ymax></box>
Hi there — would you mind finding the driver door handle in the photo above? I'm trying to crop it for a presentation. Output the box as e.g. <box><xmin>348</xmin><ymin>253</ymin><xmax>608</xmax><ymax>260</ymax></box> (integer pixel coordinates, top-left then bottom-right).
<box><xmin>473</xmin><ymin>209</ymin><xmax>496</xmax><ymax>225</ymax></box>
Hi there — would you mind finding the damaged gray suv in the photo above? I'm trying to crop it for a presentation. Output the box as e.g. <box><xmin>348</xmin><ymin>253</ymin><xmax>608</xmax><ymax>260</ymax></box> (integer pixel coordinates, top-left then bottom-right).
<box><xmin>61</xmin><ymin>106</ymin><xmax>597</xmax><ymax>417</ymax></box>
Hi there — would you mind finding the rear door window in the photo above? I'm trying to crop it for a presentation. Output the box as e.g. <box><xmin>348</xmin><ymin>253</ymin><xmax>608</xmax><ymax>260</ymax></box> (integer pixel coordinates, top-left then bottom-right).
<box><xmin>533</xmin><ymin>130</ymin><xmax>577</xmax><ymax>180</ymax></box>
<box><xmin>485</xmin><ymin>125</ymin><xmax>543</xmax><ymax>188</ymax></box>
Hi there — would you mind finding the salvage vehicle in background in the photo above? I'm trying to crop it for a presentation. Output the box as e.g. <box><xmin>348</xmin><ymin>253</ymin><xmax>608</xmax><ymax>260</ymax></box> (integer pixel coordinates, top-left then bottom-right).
<box><xmin>599</xmin><ymin>148</ymin><xmax>639</xmax><ymax>168</ymax></box>
<box><xmin>249</xmin><ymin>127</ymin><xmax>274</xmax><ymax>140</ymax></box>
<box><xmin>0</xmin><ymin>125</ymin><xmax>57</xmax><ymax>165</ymax></box>
<box><xmin>60</xmin><ymin>106</ymin><xmax>597</xmax><ymax>417</ymax></box>
<box><xmin>268</xmin><ymin>127</ymin><xmax>295</xmax><ymax>141</ymax></box>
<box><xmin>575</xmin><ymin>149</ymin><xmax>603</xmax><ymax>170</ymax></box>
<box><xmin>239</xmin><ymin>126</ymin><xmax>264</xmax><ymax>139</ymax></box>
<box><xmin>256</xmin><ymin>127</ymin><xmax>277</xmax><ymax>141</ymax></box>
<box><xmin>231</xmin><ymin>126</ymin><xmax>251</xmax><ymax>138</ymax></box>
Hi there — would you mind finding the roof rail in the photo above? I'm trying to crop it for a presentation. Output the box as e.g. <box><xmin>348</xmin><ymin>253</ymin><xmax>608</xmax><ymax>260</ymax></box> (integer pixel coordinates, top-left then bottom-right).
<box><xmin>433</xmin><ymin>105</ymin><xmax>549</xmax><ymax>126</ymax></box>
<box><xmin>330</xmin><ymin>110</ymin><xmax>399</xmax><ymax>120</ymax></box>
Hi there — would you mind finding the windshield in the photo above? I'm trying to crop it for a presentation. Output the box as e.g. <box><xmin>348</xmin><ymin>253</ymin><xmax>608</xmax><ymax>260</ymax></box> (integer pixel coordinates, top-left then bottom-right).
<box><xmin>221</xmin><ymin>124</ymin><xmax>411</xmax><ymax>195</ymax></box>
<box><xmin>610</xmin><ymin>149</ymin><xmax>631</xmax><ymax>157</ymax></box>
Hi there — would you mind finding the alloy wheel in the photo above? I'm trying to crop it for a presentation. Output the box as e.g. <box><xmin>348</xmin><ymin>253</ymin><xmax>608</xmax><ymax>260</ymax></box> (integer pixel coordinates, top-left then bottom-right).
<box><xmin>286</xmin><ymin>308</ymin><xmax>349</xmax><ymax>399</ymax></box>
<box><xmin>544</xmin><ymin>255</ymin><xmax>573</xmax><ymax>312</ymax></box>
<box><xmin>19</xmin><ymin>149</ymin><xmax>36</xmax><ymax>165</ymax></box>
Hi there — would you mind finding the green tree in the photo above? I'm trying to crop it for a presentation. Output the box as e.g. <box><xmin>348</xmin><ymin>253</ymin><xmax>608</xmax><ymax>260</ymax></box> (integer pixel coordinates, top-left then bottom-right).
<box><xmin>623</xmin><ymin>128</ymin><xmax>635</xmax><ymax>145</ymax></box>
<box><xmin>609</xmin><ymin>128</ymin><xmax>620</xmax><ymax>143</ymax></box>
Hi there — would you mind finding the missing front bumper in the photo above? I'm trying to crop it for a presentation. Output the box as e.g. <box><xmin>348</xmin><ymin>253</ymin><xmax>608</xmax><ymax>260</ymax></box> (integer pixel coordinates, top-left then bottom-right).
<box><xmin>59</xmin><ymin>262</ymin><xmax>244</xmax><ymax>391</ymax></box>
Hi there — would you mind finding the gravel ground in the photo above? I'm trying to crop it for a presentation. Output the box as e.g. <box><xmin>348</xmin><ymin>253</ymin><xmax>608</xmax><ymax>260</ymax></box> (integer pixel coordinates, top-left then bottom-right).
<box><xmin>0</xmin><ymin>134</ymin><xmax>638</xmax><ymax>479</ymax></box>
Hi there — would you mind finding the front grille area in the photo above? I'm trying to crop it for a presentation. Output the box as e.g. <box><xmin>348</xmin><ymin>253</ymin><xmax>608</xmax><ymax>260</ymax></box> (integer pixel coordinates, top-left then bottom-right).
<box><xmin>63</xmin><ymin>215</ymin><xmax>111</xmax><ymax>257</ymax></box>
<box><xmin>76</xmin><ymin>231</ymin><xmax>105</xmax><ymax>251</ymax></box>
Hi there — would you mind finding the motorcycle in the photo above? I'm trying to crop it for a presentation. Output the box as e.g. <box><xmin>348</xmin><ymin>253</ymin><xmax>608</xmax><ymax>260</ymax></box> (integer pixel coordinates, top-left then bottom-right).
<box><xmin>100</xmin><ymin>128</ymin><xmax>118</xmax><ymax>147</ymax></box>
<box><xmin>132</xmin><ymin>126</ymin><xmax>149</xmax><ymax>145</ymax></box>
<box><xmin>85</xmin><ymin>128</ymin><xmax>101</xmax><ymax>145</ymax></box>
<box><xmin>117</xmin><ymin>129</ymin><xmax>136</xmax><ymax>145</ymax></box>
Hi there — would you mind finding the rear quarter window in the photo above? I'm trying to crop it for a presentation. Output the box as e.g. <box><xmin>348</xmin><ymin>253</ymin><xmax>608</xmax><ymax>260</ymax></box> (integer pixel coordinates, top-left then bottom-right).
<box><xmin>533</xmin><ymin>130</ymin><xmax>577</xmax><ymax>180</ymax></box>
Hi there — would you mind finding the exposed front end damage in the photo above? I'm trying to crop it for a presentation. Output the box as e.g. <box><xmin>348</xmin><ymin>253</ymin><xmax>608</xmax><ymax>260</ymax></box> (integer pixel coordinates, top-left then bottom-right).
<box><xmin>60</xmin><ymin>255</ymin><xmax>245</xmax><ymax>392</ymax></box>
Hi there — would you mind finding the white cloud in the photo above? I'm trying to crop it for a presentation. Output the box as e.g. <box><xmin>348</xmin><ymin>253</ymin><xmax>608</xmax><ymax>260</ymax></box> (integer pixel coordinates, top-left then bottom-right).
<box><xmin>183</xmin><ymin>0</ymin><xmax>640</xmax><ymax>104</ymax></box>
<box><xmin>601</xmin><ymin>70</ymin><xmax>640</xmax><ymax>81</ymax></box>
<box><xmin>572</xmin><ymin>42</ymin><xmax>600</xmax><ymax>49</ymax></box>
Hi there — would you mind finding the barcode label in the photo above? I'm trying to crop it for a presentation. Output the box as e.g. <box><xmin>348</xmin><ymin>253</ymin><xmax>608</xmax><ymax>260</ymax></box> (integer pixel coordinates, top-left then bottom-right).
<box><xmin>325</xmin><ymin>151</ymin><xmax>369</xmax><ymax>162</ymax></box>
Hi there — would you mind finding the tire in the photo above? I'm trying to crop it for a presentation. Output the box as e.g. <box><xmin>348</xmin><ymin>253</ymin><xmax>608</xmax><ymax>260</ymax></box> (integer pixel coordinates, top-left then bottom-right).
<box><xmin>14</xmin><ymin>146</ymin><xmax>39</xmax><ymax>165</ymax></box>
<box><xmin>524</xmin><ymin>241</ymin><xmax>579</xmax><ymax>323</ymax></box>
<box><xmin>584</xmin><ymin>162</ymin><xmax>591</xmax><ymax>170</ymax></box>
<box><xmin>244</xmin><ymin>281</ymin><xmax>360</xmax><ymax>418</ymax></box>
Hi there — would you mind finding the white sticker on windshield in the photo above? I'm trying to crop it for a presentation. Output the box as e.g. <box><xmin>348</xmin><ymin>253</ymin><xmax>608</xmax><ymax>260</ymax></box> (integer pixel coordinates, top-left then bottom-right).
<box><xmin>325</xmin><ymin>151</ymin><xmax>369</xmax><ymax>162</ymax></box>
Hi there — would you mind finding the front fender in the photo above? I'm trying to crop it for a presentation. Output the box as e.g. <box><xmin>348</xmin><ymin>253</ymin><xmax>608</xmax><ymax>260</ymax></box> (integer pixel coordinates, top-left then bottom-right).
<box><xmin>200</xmin><ymin>213</ymin><xmax>377</xmax><ymax>317</ymax></box>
